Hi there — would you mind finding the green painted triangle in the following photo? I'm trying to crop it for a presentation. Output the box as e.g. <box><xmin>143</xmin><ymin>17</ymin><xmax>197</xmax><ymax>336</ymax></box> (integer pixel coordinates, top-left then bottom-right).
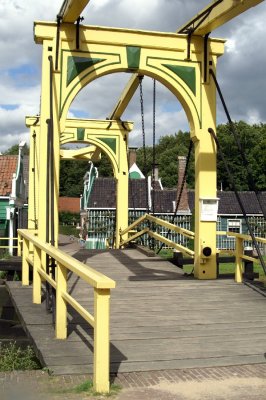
<box><xmin>67</xmin><ymin>56</ymin><xmax>106</xmax><ymax>86</ymax></box>
<box><xmin>163</xmin><ymin>65</ymin><xmax>196</xmax><ymax>95</ymax></box>
<box><xmin>97</xmin><ymin>138</ymin><xmax>117</xmax><ymax>155</ymax></box>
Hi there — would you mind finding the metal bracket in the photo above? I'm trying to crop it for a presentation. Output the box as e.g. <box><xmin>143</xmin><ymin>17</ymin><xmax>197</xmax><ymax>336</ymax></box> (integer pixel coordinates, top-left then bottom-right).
<box><xmin>203</xmin><ymin>32</ymin><xmax>211</xmax><ymax>83</ymax></box>
<box><xmin>55</xmin><ymin>15</ymin><xmax>62</xmax><ymax>71</ymax></box>
<box><xmin>76</xmin><ymin>16</ymin><xmax>84</xmax><ymax>50</ymax></box>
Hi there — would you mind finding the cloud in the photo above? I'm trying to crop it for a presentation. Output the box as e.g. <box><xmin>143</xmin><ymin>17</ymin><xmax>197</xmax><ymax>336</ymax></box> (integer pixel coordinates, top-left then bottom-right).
<box><xmin>0</xmin><ymin>0</ymin><xmax>265</xmax><ymax>152</ymax></box>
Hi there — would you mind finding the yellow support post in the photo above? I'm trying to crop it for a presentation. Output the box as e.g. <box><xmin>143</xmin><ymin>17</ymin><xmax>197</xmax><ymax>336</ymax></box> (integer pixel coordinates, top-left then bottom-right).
<box><xmin>56</xmin><ymin>262</ymin><xmax>68</xmax><ymax>339</ymax></box>
<box><xmin>22</xmin><ymin>238</ymin><xmax>29</xmax><ymax>286</ymax></box>
<box><xmin>33</xmin><ymin>246</ymin><xmax>42</xmax><ymax>304</ymax></box>
<box><xmin>93</xmin><ymin>288</ymin><xmax>111</xmax><ymax>393</ymax></box>
<box><xmin>235</xmin><ymin>236</ymin><xmax>244</xmax><ymax>283</ymax></box>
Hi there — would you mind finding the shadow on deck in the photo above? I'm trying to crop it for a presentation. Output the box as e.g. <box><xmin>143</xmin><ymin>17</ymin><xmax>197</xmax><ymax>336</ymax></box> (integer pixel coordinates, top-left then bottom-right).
<box><xmin>5</xmin><ymin>241</ymin><xmax>266</xmax><ymax>375</ymax></box>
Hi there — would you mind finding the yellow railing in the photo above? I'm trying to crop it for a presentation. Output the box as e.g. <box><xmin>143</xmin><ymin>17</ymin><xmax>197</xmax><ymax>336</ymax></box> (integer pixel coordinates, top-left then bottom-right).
<box><xmin>226</xmin><ymin>232</ymin><xmax>266</xmax><ymax>283</ymax></box>
<box><xmin>120</xmin><ymin>214</ymin><xmax>195</xmax><ymax>257</ymax></box>
<box><xmin>18</xmin><ymin>229</ymin><xmax>115</xmax><ymax>393</ymax></box>
<box><xmin>0</xmin><ymin>237</ymin><xmax>18</xmax><ymax>249</ymax></box>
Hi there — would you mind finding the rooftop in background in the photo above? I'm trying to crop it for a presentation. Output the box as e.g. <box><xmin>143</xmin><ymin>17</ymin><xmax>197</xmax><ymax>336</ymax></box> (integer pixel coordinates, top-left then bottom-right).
<box><xmin>0</xmin><ymin>156</ymin><xmax>18</xmax><ymax>196</ymax></box>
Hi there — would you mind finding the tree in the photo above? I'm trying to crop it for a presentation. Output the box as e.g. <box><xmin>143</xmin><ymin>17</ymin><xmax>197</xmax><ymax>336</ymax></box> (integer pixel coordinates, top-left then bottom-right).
<box><xmin>3</xmin><ymin>143</ymin><xmax>29</xmax><ymax>155</ymax></box>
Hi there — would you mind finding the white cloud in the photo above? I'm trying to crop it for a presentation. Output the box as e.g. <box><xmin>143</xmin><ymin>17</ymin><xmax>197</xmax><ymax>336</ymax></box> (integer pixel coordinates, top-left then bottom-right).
<box><xmin>0</xmin><ymin>0</ymin><xmax>265</xmax><ymax>152</ymax></box>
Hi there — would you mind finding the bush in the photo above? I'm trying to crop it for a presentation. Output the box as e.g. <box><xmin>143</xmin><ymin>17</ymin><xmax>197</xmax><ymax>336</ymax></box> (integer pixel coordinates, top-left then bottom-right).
<box><xmin>0</xmin><ymin>342</ymin><xmax>40</xmax><ymax>371</ymax></box>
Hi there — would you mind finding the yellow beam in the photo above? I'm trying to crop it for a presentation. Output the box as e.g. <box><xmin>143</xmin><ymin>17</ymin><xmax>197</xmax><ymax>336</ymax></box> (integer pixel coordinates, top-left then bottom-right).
<box><xmin>108</xmin><ymin>73</ymin><xmax>140</xmax><ymax>120</ymax></box>
<box><xmin>178</xmin><ymin>0</ymin><xmax>265</xmax><ymax>35</ymax></box>
<box><xmin>60</xmin><ymin>146</ymin><xmax>101</xmax><ymax>161</ymax></box>
<box><xmin>58</xmin><ymin>0</ymin><xmax>91</xmax><ymax>23</ymax></box>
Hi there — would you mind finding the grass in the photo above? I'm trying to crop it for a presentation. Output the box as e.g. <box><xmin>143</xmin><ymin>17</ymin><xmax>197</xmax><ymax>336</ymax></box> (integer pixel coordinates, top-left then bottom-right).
<box><xmin>0</xmin><ymin>342</ymin><xmax>40</xmax><ymax>372</ymax></box>
<box><xmin>59</xmin><ymin>224</ymin><xmax>79</xmax><ymax>237</ymax></box>
<box><xmin>157</xmin><ymin>248</ymin><xmax>266</xmax><ymax>278</ymax></box>
<box><xmin>55</xmin><ymin>379</ymin><xmax>122</xmax><ymax>397</ymax></box>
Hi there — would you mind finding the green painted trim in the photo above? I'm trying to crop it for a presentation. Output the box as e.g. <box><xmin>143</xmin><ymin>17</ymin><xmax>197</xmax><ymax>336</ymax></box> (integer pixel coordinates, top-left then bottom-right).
<box><xmin>98</xmin><ymin>137</ymin><xmax>117</xmax><ymax>154</ymax></box>
<box><xmin>163</xmin><ymin>64</ymin><xmax>196</xmax><ymax>95</ymax></box>
<box><xmin>77</xmin><ymin>128</ymin><xmax>85</xmax><ymax>141</ymax></box>
<box><xmin>129</xmin><ymin>171</ymin><xmax>142</xmax><ymax>179</ymax></box>
<box><xmin>67</xmin><ymin>56</ymin><xmax>106</xmax><ymax>86</ymax></box>
<box><xmin>126</xmin><ymin>46</ymin><xmax>141</xmax><ymax>69</ymax></box>
<box><xmin>146</xmin><ymin>57</ymin><xmax>202</xmax><ymax>128</ymax></box>
<box><xmin>60</xmin><ymin>50</ymin><xmax>121</xmax><ymax>118</ymax></box>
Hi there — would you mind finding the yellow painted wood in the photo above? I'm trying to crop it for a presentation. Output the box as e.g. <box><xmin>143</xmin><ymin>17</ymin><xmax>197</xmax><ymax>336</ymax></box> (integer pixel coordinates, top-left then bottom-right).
<box><xmin>22</xmin><ymin>238</ymin><xmax>29</xmax><ymax>286</ymax></box>
<box><xmin>18</xmin><ymin>230</ymin><xmax>116</xmax><ymax>289</ymax></box>
<box><xmin>235</xmin><ymin>237</ymin><xmax>243</xmax><ymax>283</ymax></box>
<box><xmin>93</xmin><ymin>288</ymin><xmax>110</xmax><ymax>393</ymax></box>
<box><xmin>62</xmin><ymin>291</ymin><xmax>95</xmax><ymax>327</ymax></box>
<box><xmin>228</xmin><ymin>232</ymin><xmax>266</xmax><ymax>244</ymax></box>
<box><xmin>59</xmin><ymin>0</ymin><xmax>91</xmax><ymax>23</ymax></box>
<box><xmin>17</xmin><ymin>233</ymin><xmax>22</xmax><ymax>256</ymax></box>
<box><xmin>33</xmin><ymin>246</ymin><xmax>42</xmax><ymax>304</ymax></box>
<box><xmin>108</xmin><ymin>73</ymin><xmax>140</xmax><ymax>120</ymax></box>
<box><xmin>148</xmin><ymin>231</ymin><xmax>194</xmax><ymax>257</ymax></box>
<box><xmin>178</xmin><ymin>0</ymin><xmax>265</xmax><ymax>36</ymax></box>
<box><xmin>120</xmin><ymin>214</ymin><xmax>148</xmax><ymax>236</ymax></box>
<box><xmin>121</xmin><ymin>228</ymin><xmax>149</xmax><ymax>246</ymax></box>
<box><xmin>56</xmin><ymin>262</ymin><xmax>68</xmax><ymax>339</ymax></box>
<box><xmin>241</xmin><ymin>254</ymin><xmax>258</xmax><ymax>263</ymax></box>
<box><xmin>37</xmin><ymin>267</ymin><xmax>57</xmax><ymax>289</ymax></box>
<box><xmin>147</xmin><ymin>214</ymin><xmax>195</xmax><ymax>239</ymax></box>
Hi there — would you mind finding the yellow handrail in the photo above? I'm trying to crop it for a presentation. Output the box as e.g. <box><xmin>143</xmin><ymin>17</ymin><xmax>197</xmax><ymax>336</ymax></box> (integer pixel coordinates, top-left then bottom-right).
<box><xmin>0</xmin><ymin>237</ymin><xmax>19</xmax><ymax>249</ymax></box>
<box><xmin>146</xmin><ymin>214</ymin><xmax>195</xmax><ymax>239</ymax></box>
<box><xmin>18</xmin><ymin>229</ymin><xmax>115</xmax><ymax>393</ymax></box>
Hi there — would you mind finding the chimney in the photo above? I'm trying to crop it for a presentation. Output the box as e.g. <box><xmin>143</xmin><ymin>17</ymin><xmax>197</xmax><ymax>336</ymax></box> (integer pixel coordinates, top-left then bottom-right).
<box><xmin>128</xmin><ymin>147</ymin><xmax>137</xmax><ymax>168</ymax></box>
<box><xmin>153</xmin><ymin>163</ymin><xmax>159</xmax><ymax>181</ymax></box>
<box><xmin>176</xmin><ymin>156</ymin><xmax>189</xmax><ymax>212</ymax></box>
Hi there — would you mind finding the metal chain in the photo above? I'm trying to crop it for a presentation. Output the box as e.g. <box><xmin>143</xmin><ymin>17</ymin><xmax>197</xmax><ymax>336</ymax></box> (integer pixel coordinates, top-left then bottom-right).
<box><xmin>139</xmin><ymin>76</ymin><xmax>149</xmax><ymax>214</ymax></box>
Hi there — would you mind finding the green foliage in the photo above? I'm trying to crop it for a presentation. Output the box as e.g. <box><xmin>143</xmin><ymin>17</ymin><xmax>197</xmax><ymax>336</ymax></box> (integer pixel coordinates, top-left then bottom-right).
<box><xmin>59</xmin><ymin>122</ymin><xmax>266</xmax><ymax>195</ymax></box>
<box><xmin>0</xmin><ymin>342</ymin><xmax>40</xmax><ymax>371</ymax></box>
<box><xmin>55</xmin><ymin>379</ymin><xmax>122</xmax><ymax>397</ymax></box>
<box><xmin>216</xmin><ymin>121</ymin><xmax>266</xmax><ymax>191</ymax></box>
<box><xmin>94</xmin><ymin>152</ymin><xmax>113</xmax><ymax>177</ymax></box>
<box><xmin>136</xmin><ymin>131</ymin><xmax>194</xmax><ymax>188</ymax></box>
<box><xmin>59</xmin><ymin>225</ymin><xmax>79</xmax><ymax>237</ymax></box>
<box><xmin>3</xmin><ymin>144</ymin><xmax>29</xmax><ymax>155</ymax></box>
<box><xmin>60</xmin><ymin>159</ymin><xmax>88</xmax><ymax>197</ymax></box>
<box><xmin>59</xmin><ymin>211</ymin><xmax>80</xmax><ymax>225</ymax></box>
<box><xmin>60</xmin><ymin>154</ymin><xmax>113</xmax><ymax>197</ymax></box>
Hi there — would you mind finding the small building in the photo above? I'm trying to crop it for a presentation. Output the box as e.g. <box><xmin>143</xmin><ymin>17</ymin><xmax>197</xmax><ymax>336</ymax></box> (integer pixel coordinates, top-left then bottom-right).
<box><xmin>0</xmin><ymin>142</ymin><xmax>28</xmax><ymax>254</ymax></box>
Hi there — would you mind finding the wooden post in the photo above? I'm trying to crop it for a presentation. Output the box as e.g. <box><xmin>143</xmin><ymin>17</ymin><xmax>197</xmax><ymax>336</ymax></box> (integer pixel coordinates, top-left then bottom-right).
<box><xmin>56</xmin><ymin>262</ymin><xmax>67</xmax><ymax>339</ymax></box>
<box><xmin>33</xmin><ymin>246</ymin><xmax>42</xmax><ymax>304</ymax></box>
<box><xmin>93</xmin><ymin>288</ymin><xmax>110</xmax><ymax>393</ymax></box>
<box><xmin>235</xmin><ymin>237</ymin><xmax>243</xmax><ymax>283</ymax></box>
<box><xmin>22</xmin><ymin>238</ymin><xmax>29</xmax><ymax>286</ymax></box>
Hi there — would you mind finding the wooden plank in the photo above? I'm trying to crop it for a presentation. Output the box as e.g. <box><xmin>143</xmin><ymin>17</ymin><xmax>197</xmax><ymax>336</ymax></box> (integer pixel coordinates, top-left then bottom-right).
<box><xmin>5</xmin><ymin>246</ymin><xmax>266</xmax><ymax>376</ymax></box>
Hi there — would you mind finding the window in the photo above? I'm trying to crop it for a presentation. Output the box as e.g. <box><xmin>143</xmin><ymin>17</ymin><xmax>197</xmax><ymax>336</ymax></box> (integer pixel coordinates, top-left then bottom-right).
<box><xmin>227</xmin><ymin>219</ymin><xmax>241</xmax><ymax>235</ymax></box>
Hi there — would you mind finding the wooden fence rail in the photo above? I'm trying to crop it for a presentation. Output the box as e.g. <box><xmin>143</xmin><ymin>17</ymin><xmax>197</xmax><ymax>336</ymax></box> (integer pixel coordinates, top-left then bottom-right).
<box><xmin>18</xmin><ymin>229</ymin><xmax>115</xmax><ymax>393</ymax></box>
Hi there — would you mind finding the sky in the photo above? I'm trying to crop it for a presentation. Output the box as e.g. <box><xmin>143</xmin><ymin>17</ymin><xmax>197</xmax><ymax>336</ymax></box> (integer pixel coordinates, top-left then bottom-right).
<box><xmin>0</xmin><ymin>0</ymin><xmax>265</xmax><ymax>152</ymax></box>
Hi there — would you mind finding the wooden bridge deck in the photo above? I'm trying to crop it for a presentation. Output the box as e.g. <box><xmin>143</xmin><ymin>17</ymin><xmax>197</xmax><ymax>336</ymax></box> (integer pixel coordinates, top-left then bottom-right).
<box><xmin>6</xmin><ymin>243</ymin><xmax>266</xmax><ymax>375</ymax></box>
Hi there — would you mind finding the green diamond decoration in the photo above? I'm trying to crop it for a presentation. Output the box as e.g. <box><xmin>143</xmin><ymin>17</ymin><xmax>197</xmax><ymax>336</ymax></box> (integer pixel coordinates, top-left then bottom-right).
<box><xmin>77</xmin><ymin>128</ymin><xmax>85</xmax><ymax>141</ymax></box>
<box><xmin>126</xmin><ymin>46</ymin><xmax>141</xmax><ymax>69</ymax></box>
<box><xmin>98</xmin><ymin>138</ymin><xmax>117</xmax><ymax>154</ymax></box>
<box><xmin>67</xmin><ymin>56</ymin><xmax>106</xmax><ymax>86</ymax></box>
<box><xmin>163</xmin><ymin>65</ymin><xmax>196</xmax><ymax>95</ymax></box>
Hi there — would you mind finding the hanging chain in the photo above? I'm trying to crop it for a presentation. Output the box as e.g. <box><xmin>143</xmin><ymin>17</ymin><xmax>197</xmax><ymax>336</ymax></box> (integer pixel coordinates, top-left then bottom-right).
<box><xmin>139</xmin><ymin>76</ymin><xmax>147</xmax><ymax>176</ymax></box>
<box><xmin>152</xmin><ymin>78</ymin><xmax>156</xmax><ymax>215</ymax></box>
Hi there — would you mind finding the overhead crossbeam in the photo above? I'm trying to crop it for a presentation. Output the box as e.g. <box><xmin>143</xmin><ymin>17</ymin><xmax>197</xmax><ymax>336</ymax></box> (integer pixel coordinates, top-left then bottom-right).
<box><xmin>58</xmin><ymin>0</ymin><xmax>90</xmax><ymax>23</ymax></box>
<box><xmin>60</xmin><ymin>146</ymin><xmax>101</xmax><ymax>161</ymax></box>
<box><xmin>108</xmin><ymin>73</ymin><xmax>140</xmax><ymax>120</ymax></box>
<box><xmin>178</xmin><ymin>0</ymin><xmax>265</xmax><ymax>36</ymax></box>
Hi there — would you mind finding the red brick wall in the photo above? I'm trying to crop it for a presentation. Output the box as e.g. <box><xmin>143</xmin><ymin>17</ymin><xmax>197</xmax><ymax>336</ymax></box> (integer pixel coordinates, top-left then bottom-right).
<box><xmin>59</xmin><ymin>197</ymin><xmax>80</xmax><ymax>213</ymax></box>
